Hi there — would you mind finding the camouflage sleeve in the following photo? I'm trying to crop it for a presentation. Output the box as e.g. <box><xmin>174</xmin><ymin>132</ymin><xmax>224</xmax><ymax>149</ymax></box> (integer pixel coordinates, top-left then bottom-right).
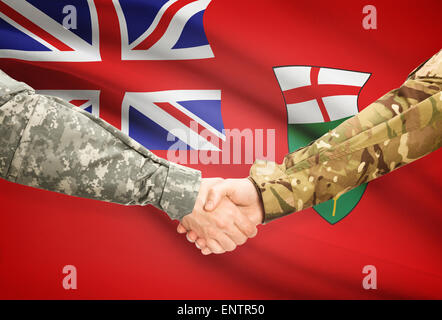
<box><xmin>250</xmin><ymin>49</ymin><xmax>442</xmax><ymax>223</ymax></box>
<box><xmin>0</xmin><ymin>69</ymin><xmax>201</xmax><ymax>221</ymax></box>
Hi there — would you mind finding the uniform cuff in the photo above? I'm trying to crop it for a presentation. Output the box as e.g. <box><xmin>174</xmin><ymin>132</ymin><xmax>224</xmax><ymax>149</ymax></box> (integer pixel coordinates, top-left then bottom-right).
<box><xmin>159</xmin><ymin>162</ymin><xmax>201</xmax><ymax>221</ymax></box>
<box><xmin>249</xmin><ymin>160</ymin><xmax>296</xmax><ymax>223</ymax></box>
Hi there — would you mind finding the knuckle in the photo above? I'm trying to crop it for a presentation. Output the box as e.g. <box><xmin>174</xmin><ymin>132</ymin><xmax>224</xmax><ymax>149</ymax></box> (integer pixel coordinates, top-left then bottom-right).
<box><xmin>226</xmin><ymin>210</ymin><xmax>235</xmax><ymax>218</ymax></box>
<box><xmin>247</xmin><ymin>225</ymin><xmax>257</xmax><ymax>237</ymax></box>
<box><xmin>206</xmin><ymin>227</ymin><xmax>218</xmax><ymax>238</ymax></box>
<box><xmin>208</xmin><ymin>185</ymin><xmax>218</xmax><ymax>195</ymax></box>
<box><xmin>215</xmin><ymin>218</ymin><xmax>227</xmax><ymax>229</ymax></box>
<box><xmin>240</xmin><ymin>224</ymin><xmax>253</xmax><ymax>236</ymax></box>
<box><xmin>249</xmin><ymin>228</ymin><xmax>258</xmax><ymax>238</ymax></box>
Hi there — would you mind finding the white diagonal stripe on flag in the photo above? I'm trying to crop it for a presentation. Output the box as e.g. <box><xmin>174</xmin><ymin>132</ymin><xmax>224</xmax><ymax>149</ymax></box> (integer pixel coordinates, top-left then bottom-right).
<box><xmin>121</xmin><ymin>90</ymin><xmax>222</xmax><ymax>151</ymax></box>
<box><xmin>36</xmin><ymin>90</ymin><xmax>100</xmax><ymax>117</ymax></box>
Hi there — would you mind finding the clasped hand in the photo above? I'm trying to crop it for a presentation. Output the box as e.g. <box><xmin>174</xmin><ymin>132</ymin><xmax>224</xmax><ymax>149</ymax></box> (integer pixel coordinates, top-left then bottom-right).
<box><xmin>177</xmin><ymin>178</ymin><xmax>264</xmax><ymax>255</ymax></box>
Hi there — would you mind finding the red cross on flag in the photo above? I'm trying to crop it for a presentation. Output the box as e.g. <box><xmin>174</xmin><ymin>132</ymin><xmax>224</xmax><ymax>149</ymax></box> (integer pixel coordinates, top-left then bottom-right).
<box><xmin>275</xmin><ymin>66</ymin><xmax>370</xmax><ymax>123</ymax></box>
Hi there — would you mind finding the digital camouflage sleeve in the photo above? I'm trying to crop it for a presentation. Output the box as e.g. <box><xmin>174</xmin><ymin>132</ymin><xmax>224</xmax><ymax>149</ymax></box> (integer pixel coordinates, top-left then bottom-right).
<box><xmin>0</xmin><ymin>70</ymin><xmax>201</xmax><ymax>221</ymax></box>
<box><xmin>250</xmin><ymin>49</ymin><xmax>442</xmax><ymax>223</ymax></box>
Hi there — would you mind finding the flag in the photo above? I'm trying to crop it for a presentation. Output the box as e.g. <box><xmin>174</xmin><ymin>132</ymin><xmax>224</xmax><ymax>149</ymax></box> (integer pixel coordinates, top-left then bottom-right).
<box><xmin>0</xmin><ymin>0</ymin><xmax>100</xmax><ymax>61</ymax></box>
<box><xmin>0</xmin><ymin>0</ymin><xmax>220</xmax><ymax>150</ymax></box>
<box><xmin>274</xmin><ymin>66</ymin><xmax>371</xmax><ymax>223</ymax></box>
<box><xmin>114</xmin><ymin>0</ymin><xmax>214</xmax><ymax>60</ymax></box>
<box><xmin>36</xmin><ymin>90</ymin><xmax>100</xmax><ymax>117</ymax></box>
<box><xmin>121</xmin><ymin>90</ymin><xmax>224</xmax><ymax>150</ymax></box>
<box><xmin>0</xmin><ymin>0</ymin><xmax>441</xmax><ymax>300</ymax></box>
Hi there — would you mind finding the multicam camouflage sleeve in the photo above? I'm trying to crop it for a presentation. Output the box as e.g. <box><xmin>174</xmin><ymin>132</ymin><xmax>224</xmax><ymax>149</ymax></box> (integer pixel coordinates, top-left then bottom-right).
<box><xmin>0</xmin><ymin>69</ymin><xmax>201</xmax><ymax>221</ymax></box>
<box><xmin>250</xmin><ymin>49</ymin><xmax>442</xmax><ymax>223</ymax></box>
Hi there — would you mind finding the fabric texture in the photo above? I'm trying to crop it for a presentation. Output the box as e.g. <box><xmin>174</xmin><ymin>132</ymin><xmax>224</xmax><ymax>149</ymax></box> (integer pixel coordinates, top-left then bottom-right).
<box><xmin>0</xmin><ymin>70</ymin><xmax>201</xmax><ymax>220</ymax></box>
<box><xmin>250</xmin><ymin>50</ymin><xmax>442</xmax><ymax>223</ymax></box>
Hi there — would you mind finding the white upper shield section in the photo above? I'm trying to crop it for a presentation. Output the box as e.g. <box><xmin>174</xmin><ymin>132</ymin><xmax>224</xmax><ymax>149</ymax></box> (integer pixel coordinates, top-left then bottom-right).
<box><xmin>274</xmin><ymin>66</ymin><xmax>371</xmax><ymax>124</ymax></box>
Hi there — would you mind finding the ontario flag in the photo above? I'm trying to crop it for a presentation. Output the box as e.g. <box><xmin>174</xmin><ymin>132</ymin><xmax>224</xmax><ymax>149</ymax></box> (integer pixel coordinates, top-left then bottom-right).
<box><xmin>0</xmin><ymin>0</ymin><xmax>441</xmax><ymax>300</ymax></box>
<box><xmin>274</xmin><ymin>66</ymin><xmax>371</xmax><ymax>224</ymax></box>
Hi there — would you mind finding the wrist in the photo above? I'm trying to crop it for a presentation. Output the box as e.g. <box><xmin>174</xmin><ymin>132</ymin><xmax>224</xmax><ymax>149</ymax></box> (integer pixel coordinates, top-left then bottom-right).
<box><xmin>160</xmin><ymin>163</ymin><xmax>201</xmax><ymax>221</ymax></box>
<box><xmin>247</xmin><ymin>177</ymin><xmax>265</xmax><ymax>225</ymax></box>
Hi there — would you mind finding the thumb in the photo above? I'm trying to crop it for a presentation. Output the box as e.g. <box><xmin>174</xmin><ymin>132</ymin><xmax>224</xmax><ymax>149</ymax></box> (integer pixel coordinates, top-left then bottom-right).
<box><xmin>204</xmin><ymin>181</ymin><xmax>231</xmax><ymax>211</ymax></box>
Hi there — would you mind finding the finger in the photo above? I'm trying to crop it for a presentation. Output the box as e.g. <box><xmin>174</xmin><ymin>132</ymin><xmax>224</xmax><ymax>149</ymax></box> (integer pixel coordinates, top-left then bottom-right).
<box><xmin>234</xmin><ymin>212</ymin><xmax>258</xmax><ymax>238</ymax></box>
<box><xmin>206</xmin><ymin>239</ymin><xmax>225</xmax><ymax>254</ymax></box>
<box><xmin>195</xmin><ymin>178</ymin><xmax>224</xmax><ymax>210</ymax></box>
<box><xmin>205</xmin><ymin>181</ymin><xmax>231</xmax><ymax>211</ymax></box>
<box><xmin>186</xmin><ymin>233</ymin><xmax>195</xmax><ymax>243</ymax></box>
<box><xmin>224</xmin><ymin>224</ymin><xmax>248</xmax><ymax>246</ymax></box>
<box><xmin>187</xmin><ymin>230</ymin><xmax>198</xmax><ymax>242</ymax></box>
<box><xmin>223</xmin><ymin>204</ymin><xmax>256</xmax><ymax>241</ymax></box>
<box><xmin>201</xmin><ymin>248</ymin><xmax>212</xmax><ymax>255</ymax></box>
<box><xmin>214</xmin><ymin>233</ymin><xmax>237</xmax><ymax>252</ymax></box>
<box><xmin>177</xmin><ymin>224</ymin><xmax>187</xmax><ymax>234</ymax></box>
<box><xmin>196</xmin><ymin>238</ymin><xmax>207</xmax><ymax>249</ymax></box>
<box><xmin>214</xmin><ymin>204</ymin><xmax>248</xmax><ymax>245</ymax></box>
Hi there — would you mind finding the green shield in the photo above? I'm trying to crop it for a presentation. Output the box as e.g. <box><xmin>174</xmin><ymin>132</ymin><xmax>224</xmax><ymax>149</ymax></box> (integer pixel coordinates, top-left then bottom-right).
<box><xmin>288</xmin><ymin>117</ymin><xmax>367</xmax><ymax>224</ymax></box>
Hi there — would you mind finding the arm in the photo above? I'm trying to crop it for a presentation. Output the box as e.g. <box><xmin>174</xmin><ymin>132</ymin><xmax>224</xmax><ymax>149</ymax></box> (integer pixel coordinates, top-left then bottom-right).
<box><xmin>250</xmin><ymin>50</ymin><xmax>442</xmax><ymax>222</ymax></box>
<box><xmin>180</xmin><ymin>50</ymin><xmax>441</xmax><ymax>253</ymax></box>
<box><xmin>0</xmin><ymin>69</ymin><xmax>201</xmax><ymax>220</ymax></box>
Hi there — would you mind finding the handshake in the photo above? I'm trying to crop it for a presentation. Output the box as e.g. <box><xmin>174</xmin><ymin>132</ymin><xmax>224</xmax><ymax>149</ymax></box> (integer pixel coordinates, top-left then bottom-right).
<box><xmin>177</xmin><ymin>178</ymin><xmax>264</xmax><ymax>255</ymax></box>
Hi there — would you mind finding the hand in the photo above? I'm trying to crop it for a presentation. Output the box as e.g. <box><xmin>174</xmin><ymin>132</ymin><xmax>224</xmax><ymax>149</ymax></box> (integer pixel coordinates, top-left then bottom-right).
<box><xmin>177</xmin><ymin>178</ymin><xmax>258</xmax><ymax>254</ymax></box>
<box><xmin>205</xmin><ymin>178</ymin><xmax>264</xmax><ymax>226</ymax></box>
<box><xmin>181</xmin><ymin>178</ymin><xmax>264</xmax><ymax>255</ymax></box>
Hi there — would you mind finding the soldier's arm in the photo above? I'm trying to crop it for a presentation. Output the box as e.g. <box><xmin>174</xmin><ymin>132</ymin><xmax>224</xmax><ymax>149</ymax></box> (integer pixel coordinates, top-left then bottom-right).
<box><xmin>250</xmin><ymin>50</ymin><xmax>442</xmax><ymax>223</ymax></box>
<box><xmin>0</xmin><ymin>69</ymin><xmax>201</xmax><ymax>221</ymax></box>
